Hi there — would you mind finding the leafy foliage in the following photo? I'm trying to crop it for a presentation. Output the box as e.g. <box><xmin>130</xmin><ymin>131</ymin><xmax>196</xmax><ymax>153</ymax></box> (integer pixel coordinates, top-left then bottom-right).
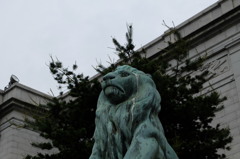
<box><xmin>25</xmin><ymin>25</ymin><xmax>232</xmax><ymax>159</ymax></box>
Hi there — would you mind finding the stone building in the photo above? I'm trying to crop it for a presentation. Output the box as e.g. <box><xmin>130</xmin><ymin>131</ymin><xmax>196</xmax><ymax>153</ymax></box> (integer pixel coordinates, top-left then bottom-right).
<box><xmin>0</xmin><ymin>82</ymin><xmax>54</xmax><ymax>158</ymax></box>
<box><xmin>1</xmin><ymin>0</ymin><xmax>240</xmax><ymax>158</ymax></box>
<box><xmin>140</xmin><ymin>0</ymin><xmax>240</xmax><ymax>158</ymax></box>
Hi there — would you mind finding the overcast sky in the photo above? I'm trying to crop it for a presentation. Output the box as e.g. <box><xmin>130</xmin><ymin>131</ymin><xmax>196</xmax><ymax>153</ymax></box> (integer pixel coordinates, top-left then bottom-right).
<box><xmin>0</xmin><ymin>0</ymin><xmax>218</xmax><ymax>95</ymax></box>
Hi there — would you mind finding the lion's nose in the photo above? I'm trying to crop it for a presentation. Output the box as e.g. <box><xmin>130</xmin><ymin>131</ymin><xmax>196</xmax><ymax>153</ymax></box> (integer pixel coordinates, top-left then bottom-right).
<box><xmin>103</xmin><ymin>73</ymin><xmax>115</xmax><ymax>81</ymax></box>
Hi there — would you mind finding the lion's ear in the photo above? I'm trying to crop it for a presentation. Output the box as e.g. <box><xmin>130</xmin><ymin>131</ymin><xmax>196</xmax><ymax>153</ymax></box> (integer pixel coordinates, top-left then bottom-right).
<box><xmin>146</xmin><ymin>74</ymin><xmax>152</xmax><ymax>78</ymax></box>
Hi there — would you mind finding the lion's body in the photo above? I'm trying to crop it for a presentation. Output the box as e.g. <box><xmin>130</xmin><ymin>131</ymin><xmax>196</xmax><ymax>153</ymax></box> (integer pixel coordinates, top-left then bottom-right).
<box><xmin>89</xmin><ymin>65</ymin><xmax>178</xmax><ymax>159</ymax></box>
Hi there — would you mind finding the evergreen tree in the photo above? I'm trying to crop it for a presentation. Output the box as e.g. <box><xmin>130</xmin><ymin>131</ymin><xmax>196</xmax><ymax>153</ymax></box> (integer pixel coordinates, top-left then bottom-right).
<box><xmin>107</xmin><ymin>25</ymin><xmax>232</xmax><ymax>159</ymax></box>
<box><xmin>24</xmin><ymin>59</ymin><xmax>101</xmax><ymax>159</ymax></box>
<box><xmin>25</xmin><ymin>25</ymin><xmax>232</xmax><ymax>159</ymax></box>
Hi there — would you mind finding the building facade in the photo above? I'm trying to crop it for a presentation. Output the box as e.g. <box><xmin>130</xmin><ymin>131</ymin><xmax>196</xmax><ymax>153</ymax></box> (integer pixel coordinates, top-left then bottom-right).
<box><xmin>140</xmin><ymin>0</ymin><xmax>240</xmax><ymax>158</ymax></box>
<box><xmin>1</xmin><ymin>0</ymin><xmax>240</xmax><ymax>158</ymax></box>
<box><xmin>0</xmin><ymin>83</ymin><xmax>54</xmax><ymax>159</ymax></box>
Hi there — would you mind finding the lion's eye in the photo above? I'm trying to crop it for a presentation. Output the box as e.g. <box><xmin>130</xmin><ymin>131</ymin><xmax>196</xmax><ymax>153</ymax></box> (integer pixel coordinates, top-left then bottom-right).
<box><xmin>119</xmin><ymin>71</ymin><xmax>130</xmax><ymax>77</ymax></box>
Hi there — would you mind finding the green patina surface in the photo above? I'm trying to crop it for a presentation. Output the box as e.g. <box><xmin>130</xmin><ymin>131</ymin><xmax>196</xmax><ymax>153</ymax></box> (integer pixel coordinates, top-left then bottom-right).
<box><xmin>89</xmin><ymin>65</ymin><xmax>179</xmax><ymax>159</ymax></box>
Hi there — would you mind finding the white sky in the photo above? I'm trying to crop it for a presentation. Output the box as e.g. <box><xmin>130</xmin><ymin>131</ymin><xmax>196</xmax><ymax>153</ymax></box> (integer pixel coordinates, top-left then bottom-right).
<box><xmin>0</xmin><ymin>0</ymin><xmax>218</xmax><ymax>95</ymax></box>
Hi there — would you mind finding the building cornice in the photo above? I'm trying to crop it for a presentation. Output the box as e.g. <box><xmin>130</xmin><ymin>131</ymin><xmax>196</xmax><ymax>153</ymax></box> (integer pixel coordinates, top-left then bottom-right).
<box><xmin>140</xmin><ymin>0</ymin><xmax>240</xmax><ymax>59</ymax></box>
<box><xmin>0</xmin><ymin>97</ymin><xmax>46</xmax><ymax>119</ymax></box>
<box><xmin>3</xmin><ymin>83</ymin><xmax>52</xmax><ymax>99</ymax></box>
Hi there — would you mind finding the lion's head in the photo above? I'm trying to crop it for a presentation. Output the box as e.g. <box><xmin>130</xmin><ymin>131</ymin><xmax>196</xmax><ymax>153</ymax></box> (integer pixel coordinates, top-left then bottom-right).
<box><xmin>100</xmin><ymin>65</ymin><xmax>161</xmax><ymax>115</ymax></box>
<box><xmin>101</xmin><ymin>65</ymin><xmax>138</xmax><ymax>104</ymax></box>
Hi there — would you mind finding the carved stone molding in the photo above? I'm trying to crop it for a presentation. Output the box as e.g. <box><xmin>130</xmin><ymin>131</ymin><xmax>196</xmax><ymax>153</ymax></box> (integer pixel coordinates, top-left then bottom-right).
<box><xmin>199</xmin><ymin>55</ymin><xmax>230</xmax><ymax>78</ymax></box>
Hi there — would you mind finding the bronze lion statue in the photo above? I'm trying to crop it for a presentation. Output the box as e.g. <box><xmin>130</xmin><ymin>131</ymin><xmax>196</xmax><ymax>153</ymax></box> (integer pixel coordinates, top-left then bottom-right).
<box><xmin>89</xmin><ymin>65</ymin><xmax>178</xmax><ymax>159</ymax></box>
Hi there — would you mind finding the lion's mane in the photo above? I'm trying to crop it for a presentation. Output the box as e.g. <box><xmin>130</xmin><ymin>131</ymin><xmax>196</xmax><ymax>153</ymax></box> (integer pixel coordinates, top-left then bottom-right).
<box><xmin>89</xmin><ymin>65</ymin><xmax>178</xmax><ymax>159</ymax></box>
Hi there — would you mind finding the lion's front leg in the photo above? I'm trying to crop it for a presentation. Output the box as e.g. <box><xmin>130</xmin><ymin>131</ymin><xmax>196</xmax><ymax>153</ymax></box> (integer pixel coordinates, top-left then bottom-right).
<box><xmin>123</xmin><ymin>122</ymin><xmax>166</xmax><ymax>159</ymax></box>
<box><xmin>123</xmin><ymin>136</ymin><xmax>164</xmax><ymax>159</ymax></box>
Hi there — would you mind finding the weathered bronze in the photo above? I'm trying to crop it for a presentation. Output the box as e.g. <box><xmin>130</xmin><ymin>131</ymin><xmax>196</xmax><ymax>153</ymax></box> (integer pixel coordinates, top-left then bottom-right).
<box><xmin>89</xmin><ymin>65</ymin><xmax>179</xmax><ymax>159</ymax></box>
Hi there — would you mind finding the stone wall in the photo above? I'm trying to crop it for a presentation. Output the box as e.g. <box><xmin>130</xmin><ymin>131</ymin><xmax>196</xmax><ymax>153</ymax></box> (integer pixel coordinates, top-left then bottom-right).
<box><xmin>0</xmin><ymin>111</ymin><xmax>55</xmax><ymax>159</ymax></box>
<box><xmin>0</xmin><ymin>83</ymin><xmax>55</xmax><ymax>159</ymax></box>
<box><xmin>138</xmin><ymin>0</ymin><xmax>240</xmax><ymax>158</ymax></box>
